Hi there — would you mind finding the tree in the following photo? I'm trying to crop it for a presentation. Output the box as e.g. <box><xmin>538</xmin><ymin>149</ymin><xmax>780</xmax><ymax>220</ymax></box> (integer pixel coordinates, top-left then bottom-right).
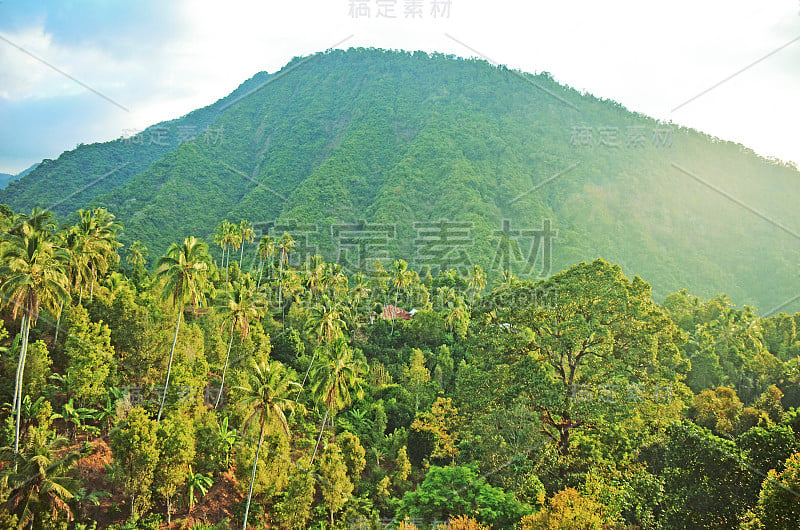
<box><xmin>397</xmin><ymin>465</ymin><xmax>529</xmax><ymax>528</ymax></box>
<box><xmin>391</xmin><ymin>259</ymin><xmax>414</xmax><ymax>334</ymax></box>
<box><xmin>0</xmin><ymin>213</ymin><xmax>69</xmax><ymax>455</ymax></box>
<box><xmin>235</xmin><ymin>360</ymin><xmax>300</xmax><ymax>530</ymax></box>
<box><xmin>693</xmin><ymin>386</ymin><xmax>743</xmax><ymax>436</ymax></box>
<box><xmin>109</xmin><ymin>407</ymin><xmax>160</xmax><ymax>517</ymax></box>
<box><xmin>318</xmin><ymin>444</ymin><xmax>353</xmax><ymax>525</ymax></box>
<box><xmin>751</xmin><ymin>452</ymin><xmax>800</xmax><ymax>529</ymax></box>
<box><xmin>273</xmin><ymin>457</ymin><xmax>315</xmax><ymax>529</ymax></box>
<box><xmin>154</xmin><ymin>413</ymin><xmax>195</xmax><ymax>524</ymax></box>
<box><xmin>471</xmin><ymin>259</ymin><xmax>683</xmax><ymax>457</ymax></box>
<box><xmin>73</xmin><ymin>208</ymin><xmax>122</xmax><ymax>301</ymax></box>
<box><xmin>255</xmin><ymin>235</ymin><xmax>275</xmax><ymax>289</ymax></box>
<box><xmin>309</xmin><ymin>338</ymin><xmax>366</xmax><ymax>464</ymax></box>
<box><xmin>214</xmin><ymin>277</ymin><xmax>265</xmax><ymax>408</ymax></box>
<box><xmin>63</xmin><ymin>308</ymin><xmax>115</xmax><ymax>407</ymax></box>
<box><xmin>0</xmin><ymin>435</ymin><xmax>82</xmax><ymax>528</ymax></box>
<box><xmin>405</xmin><ymin>348</ymin><xmax>431</xmax><ymax>411</ymax></box>
<box><xmin>411</xmin><ymin>397</ymin><xmax>459</xmax><ymax>461</ymax></box>
<box><xmin>338</xmin><ymin>431</ymin><xmax>367</xmax><ymax>482</ymax></box>
<box><xmin>238</xmin><ymin>220</ymin><xmax>255</xmax><ymax>266</ymax></box>
<box><xmin>155</xmin><ymin>236</ymin><xmax>210</xmax><ymax>421</ymax></box>
<box><xmin>466</xmin><ymin>264</ymin><xmax>486</xmax><ymax>303</ymax></box>
<box><xmin>519</xmin><ymin>487</ymin><xmax>613</xmax><ymax>529</ymax></box>
<box><xmin>275</xmin><ymin>233</ymin><xmax>295</xmax><ymax>323</ymax></box>
<box><xmin>125</xmin><ymin>240</ymin><xmax>148</xmax><ymax>269</ymax></box>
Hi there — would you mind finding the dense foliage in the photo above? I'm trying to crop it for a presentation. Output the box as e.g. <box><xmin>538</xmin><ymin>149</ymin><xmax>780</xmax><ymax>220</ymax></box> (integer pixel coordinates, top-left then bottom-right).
<box><xmin>0</xmin><ymin>205</ymin><xmax>797</xmax><ymax>529</ymax></box>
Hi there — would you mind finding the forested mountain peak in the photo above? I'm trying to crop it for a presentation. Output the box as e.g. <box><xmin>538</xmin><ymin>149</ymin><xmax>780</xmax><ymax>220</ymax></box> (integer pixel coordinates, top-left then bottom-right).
<box><xmin>3</xmin><ymin>47</ymin><xmax>799</xmax><ymax>313</ymax></box>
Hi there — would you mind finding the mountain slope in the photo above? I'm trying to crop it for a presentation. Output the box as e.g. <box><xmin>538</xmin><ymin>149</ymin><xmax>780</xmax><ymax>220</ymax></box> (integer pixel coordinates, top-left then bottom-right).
<box><xmin>3</xmin><ymin>48</ymin><xmax>799</xmax><ymax>312</ymax></box>
<box><xmin>0</xmin><ymin>72</ymin><xmax>271</xmax><ymax>216</ymax></box>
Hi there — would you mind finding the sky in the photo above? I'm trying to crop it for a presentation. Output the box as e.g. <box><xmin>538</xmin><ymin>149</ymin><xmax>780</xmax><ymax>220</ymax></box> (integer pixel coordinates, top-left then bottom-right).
<box><xmin>0</xmin><ymin>0</ymin><xmax>798</xmax><ymax>174</ymax></box>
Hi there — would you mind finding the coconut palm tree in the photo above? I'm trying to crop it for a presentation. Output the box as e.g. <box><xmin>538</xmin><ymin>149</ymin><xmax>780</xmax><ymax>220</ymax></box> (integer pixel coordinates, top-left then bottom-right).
<box><xmin>309</xmin><ymin>338</ymin><xmax>365</xmax><ymax>464</ymax></box>
<box><xmin>390</xmin><ymin>259</ymin><xmax>414</xmax><ymax>334</ymax></box>
<box><xmin>255</xmin><ymin>235</ymin><xmax>275</xmax><ymax>289</ymax></box>
<box><xmin>125</xmin><ymin>240</ymin><xmax>148</xmax><ymax>268</ymax></box>
<box><xmin>0</xmin><ymin>215</ymin><xmax>69</xmax><ymax>455</ymax></box>
<box><xmin>214</xmin><ymin>277</ymin><xmax>265</xmax><ymax>409</ymax></box>
<box><xmin>155</xmin><ymin>236</ymin><xmax>210</xmax><ymax>422</ymax></box>
<box><xmin>238</xmin><ymin>220</ymin><xmax>255</xmax><ymax>267</ymax></box>
<box><xmin>74</xmin><ymin>208</ymin><xmax>122</xmax><ymax>301</ymax></box>
<box><xmin>214</xmin><ymin>220</ymin><xmax>231</xmax><ymax>271</ymax></box>
<box><xmin>276</xmin><ymin>233</ymin><xmax>295</xmax><ymax>324</ymax></box>
<box><xmin>235</xmin><ymin>360</ymin><xmax>299</xmax><ymax>530</ymax></box>
<box><xmin>467</xmin><ymin>264</ymin><xmax>487</xmax><ymax>303</ymax></box>
<box><xmin>0</xmin><ymin>435</ymin><xmax>82</xmax><ymax>527</ymax></box>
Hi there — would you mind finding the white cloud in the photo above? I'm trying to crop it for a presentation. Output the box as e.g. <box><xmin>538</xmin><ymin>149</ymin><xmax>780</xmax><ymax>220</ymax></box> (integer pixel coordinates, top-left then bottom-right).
<box><xmin>0</xmin><ymin>0</ymin><xmax>798</xmax><ymax>173</ymax></box>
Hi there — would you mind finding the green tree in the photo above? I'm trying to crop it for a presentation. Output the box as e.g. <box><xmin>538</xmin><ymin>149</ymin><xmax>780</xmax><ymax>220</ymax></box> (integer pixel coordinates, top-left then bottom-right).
<box><xmin>63</xmin><ymin>309</ymin><xmax>115</xmax><ymax>407</ymax></box>
<box><xmin>471</xmin><ymin>259</ymin><xmax>683</xmax><ymax>457</ymax></box>
<box><xmin>255</xmin><ymin>234</ymin><xmax>275</xmax><ymax>289</ymax></box>
<box><xmin>751</xmin><ymin>452</ymin><xmax>800</xmax><ymax>529</ymax></box>
<box><xmin>154</xmin><ymin>413</ymin><xmax>195</xmax><ymax>524</ymax></box>
<box><xmin>273</xmin><ymin>457</ymin><xmax>315</xmax><ymax>529</ymax></box>
<box><xmin>238</xmin><ymin>220</ymin><xmax>255</xmax><ymax>266</ymax></box>
<box><xmin>235</xmin><ymin>360</ymin><xmax>299</xmax><ymax>530</ymax></box>
<box><xmin>214</xmin><ymin>277</ymin><xmax>264</xmax><ymax>408</ymax></box>
<box><xmin>0</xmin><ymin>435</ymin><xmax>82</xmax><ymax>528</ymax></box>
<box><xmin>0</xmin><ymin>212</ymin><xmax>69</xmax><ymax>454</ymax></box>
<box><xmin>404</xmin><ymin>348</ymin><xmax>431</xmax><ymax>411</ymax></box>
<box><xmin>318</xmin><ymin>444</ymin><xmax>353</xmax><ymax>525</ymax></box>
<box><xmin>109</xmin><ymin>407</ymin><xmax>160</xmax><ymax>517</ymax></box>
<box><xmin>398</xmin><ymin>465</ymin><xmax>528</xmax><ymax>528</ymax></box>
<box><xmin>309</xmin><ymin>338</ymin><xmax>366</xmax><ymax>464</ymax></box>
<box><xmin>155</xmin><ymin>236</ymin><xmax>210</xmax><ymax>421</ymax></box>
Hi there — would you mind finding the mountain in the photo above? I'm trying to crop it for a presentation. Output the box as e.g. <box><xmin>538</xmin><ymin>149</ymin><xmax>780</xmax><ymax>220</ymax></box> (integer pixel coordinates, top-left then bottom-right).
<box><xmin>2</xmin><ymin>48</ymin><xmax>799</xmax><ymax>313</ymax></box>
<box><xmin>0</xmin><ymin>162</ymin><xmax>39</xmax><ymax>189</ymax></box>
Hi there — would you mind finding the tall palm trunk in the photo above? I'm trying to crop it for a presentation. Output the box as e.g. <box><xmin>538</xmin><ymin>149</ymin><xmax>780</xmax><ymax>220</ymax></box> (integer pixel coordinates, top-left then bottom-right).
<box><xmin>292</xmin><ymin>349</ymin><xmax>318</xmax><ymax>415</ymax></box>
<box><xmin>157</xmin><ymin>309</ymin><xmax>182</xmax><ymax>422</ymax></box>
<box><xmin>215</xmin><ymin>323</ymin><xmax>235</xmax><ymax>409</ymax></box>
<box><xmin>256</xmin><ymin>259</ymin><xmax>264</xmax><ymax>289</ymax></box>
<box><xmin>242</xmin><ymin>417</ymin><xmax>266</xmax><ymax>530</ymax></box>
<box><xmin>279</xmin><ymin>255</ymin><xmax>286</xmax><ymax>326</ymax></box>
<box><xmin>13</xmin><ymin>312</ymin><xmax>31</xmax><ymax>456</ymax></box>
<box><xmin>223</xmin><ymin>245</ymin><xmax>229</xmax><ymax>286</ymax></box>
<box><xmin>310</xmin><ymin>407</ymin><xmax>329</xmax><ymax>465</ymax></box>
<box><xmin>53</xmin><ymin>300</ymin><xmax>64</xmax><ymax>344</ymax></box>
<box><xmin>239</xmin><ymin>242</ymin><xmax>245</xmax><ymax>265</ymax></box>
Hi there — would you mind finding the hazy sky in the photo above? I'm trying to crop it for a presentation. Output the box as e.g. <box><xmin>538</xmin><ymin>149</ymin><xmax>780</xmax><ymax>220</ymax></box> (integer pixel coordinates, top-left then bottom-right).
<box><xmin>0</xmin><ymin>0</ymin><xmax>798</xmax><ymax>174</ymax></box>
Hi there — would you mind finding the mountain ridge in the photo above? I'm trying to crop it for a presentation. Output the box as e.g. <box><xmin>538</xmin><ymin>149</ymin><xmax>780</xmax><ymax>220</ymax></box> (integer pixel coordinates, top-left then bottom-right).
<box><xmin>2</xmin><ymin>47</ymin><xmax>798</xmax><ymax>313</ymax></box>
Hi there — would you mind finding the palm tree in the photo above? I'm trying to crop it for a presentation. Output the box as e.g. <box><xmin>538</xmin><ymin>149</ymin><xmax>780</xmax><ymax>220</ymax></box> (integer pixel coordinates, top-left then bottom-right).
<box><xmin>238</xmin><ymin>220</ymin><xmax>255</xmax><ymax>267</ymax></box>
<box><xmin>309</xmin><ymin>338</ymin><xmax>365</xmax><ymax>464</ymax></box>
<box><xmin>255</xmin><ymin>235</ymin><xmax>275</xmax><ymax>289</ymax></box>
<box><xmin>296</xmin><ymin>300</ymin><xmax>347</xmax><ymax>405</ymax></box>
<box><xmin>214</xmin><ymin>220</ymin><xmax>231</xmax><ymax>271</ymax></box>
<box><xmin>390</xmin><ymin>259</ymin><xmax>414</xmax><ymax>334</ymax></box>
<box><xmin>125</xmin><ymin>240</ymin><xmax>148</xmax><ymax>269</ymax></box>
<box><xmin>0</xmin><ymin>215</ymin><xmax>69</xmax><ymax>455</ymax></box>
<box><xmin>466</xmin><ymin>264</ymin><xmax>487</xmax><ymax>303</ymax></box>
<box><xmin>155</xmin><ymin>236</ymin><xmax>210</xmax><ymax>422</ymax></box>
<box><xmin>214</xmin><ymin>277</ymin><xmax>265</xmax><ymax>409</ymax></box>
<box><xmin>74</xmin><ymin>208</ymin><xmax>122</xmax><ymax>301</ymax></box>
<box><xmin>276</xmin><ymin>233</ymin><xmax>295</xmax><ymax>324</ymax></box>
<box><xmin>0</xmin><ymin>435</ymin><xmax>83</xmax><ymax>527</ymax></box>
<box><xmin>235</xmin><ymin>360</ymin><xmax>300</xmax><ymax>530</ymax></box>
